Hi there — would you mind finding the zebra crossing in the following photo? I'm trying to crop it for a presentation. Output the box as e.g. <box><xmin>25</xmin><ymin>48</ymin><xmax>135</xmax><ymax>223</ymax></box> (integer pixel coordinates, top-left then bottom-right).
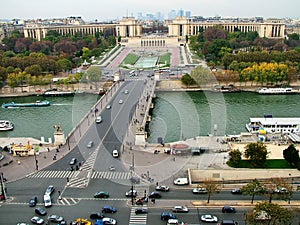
<box><xmin>57</xmin><ymin>197</ymin><xmax>80</xmax><ymax>205</ymax></box>
<box><xmin>129</xmin><ymin>207</ymin><xmax>148</xmax><ymax>225</ymax></box>
<box><xmin>91</xmin><ymin>171</ymin><xmax>131</xmax><ymax>180</ymax></box>
<box><xmin>27</xmin><ymin>170</ymin><xmax>79</xmax><ymax>178</ymax></box>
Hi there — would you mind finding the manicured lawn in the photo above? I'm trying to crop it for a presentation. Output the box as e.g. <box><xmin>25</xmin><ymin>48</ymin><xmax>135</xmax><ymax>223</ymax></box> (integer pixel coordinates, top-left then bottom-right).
<box><xmin>122</xmin><ymin>53</ymin><xmax>139</xmax><ymax>65</ymax></box>
<box><xmin>232</xmin><ymin>159</ymin><xmax>293</xmax><ymax>169</ymax></box>
<box><xmin>158</xmin><ymin>53</ymin><xmax>171</xmax><ymax>65</ymax></box>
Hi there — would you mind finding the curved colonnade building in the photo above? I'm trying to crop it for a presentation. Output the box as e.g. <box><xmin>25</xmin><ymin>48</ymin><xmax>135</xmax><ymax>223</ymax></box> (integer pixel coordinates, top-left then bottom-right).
<box><xmin>24</xmin><ymin>16</ymin><xmax>285</xmax><ymax>47</ymax></box>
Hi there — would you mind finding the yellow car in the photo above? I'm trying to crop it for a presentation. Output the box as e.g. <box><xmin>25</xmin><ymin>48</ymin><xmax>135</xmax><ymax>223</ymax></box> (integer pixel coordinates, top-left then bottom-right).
<box><xmin>73</xmin><ymin>218</ymin><xmax>92</xmax><ymax>225</ymax></box>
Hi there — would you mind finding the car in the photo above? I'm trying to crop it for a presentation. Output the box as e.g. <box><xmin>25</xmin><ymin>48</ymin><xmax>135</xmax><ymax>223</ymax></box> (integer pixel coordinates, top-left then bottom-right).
<box><xmin>231</xmin><ymin>188</ymin><xmax>242</xmax><ymax>194</ymax></box>
<box><xmin>48</xmin><ymin>215</ymin><xmax>64</xmax><ymax>223</ymax></box>
<box><xmin>172</xmin><ymin>205</ymin><xmax>189</xmax><ymax>213</ymax></box>
<box><xmin>35</xmin><ymin>207</ymin><xmax>47</xmax><ymax>216</ymax></box>
<box><xmin>192</xmin><ymin>187</ymin><xmax>207</xmax><ymax>194</ymax></box>
<box><xmin>102</xmin><ymin>217</ymin><xmax>117</xmax><ymax>225</ymax></box>
<box><xmin>106</xmin><ymin>104</ymin><xmax>111</xmax><ymax>109</ymax></box>
<box><xmin>125</xmin><ymin>189</ymin><xmax>137</xmax><ymax>197</ymax></box>
<box><xmin>87</xmin><ymin>141</ymin><xmax>94</xmax><ymax>148</ymax></box>
<box><xmin>148</xmin><ymin>191</ymin><xmax>162</xmax><ymax>199</ymax></box>
<box><xmin>29</xmin><ymin>196</ymin><xmax>37</xmax><ymax>207</ymax></box>
<box><xmin>112</xmin><ymin>149</ymin><xmax>119</xmax><ymax>158</ymax></box>
<box><xmin>96</xmin><ymin>116</ymin><xmax>102</xmax><ymax>123</ymax></box>
<box><xmin>73</xmin><ymin>218</ymin><xmax>92</xmax><ymax>225</ymax></box>
<box><xmin>43</xmin><ymin>194</ymin><xmax>52</xmax><ymax>208</ymax></box>
<box><xmin>155</xmin><ymin>185</ymin><xmax>170</xmax><ymax>192</ymax></box>
<box><xmin>275</xmin><ymin>187</ymin><xmax>288</xmax><ymax>194</ymax></box>
<box><xmin>161</xmin><ymin>212</ymin><xmax>176</xmax><ymax>221</ymax></box>
<box><xmin>31</xmin><ymin>216</ymin><xmax>44</xmax><ymax>224</ymax></box>
<box><xmin>130</xmin><ymin>176</ymin><xmax>140</xmax><ymax>184</ymax></box>
<box><xmin>102</xmin><ymin>206</ymin><xmax>117</xmax><ymax>213</ymax></box>
<box><xmin>94</xmin><ymin>191</ymin><xmax>109</xmax><ymax>198</ymax></box>
<box><xmin>45</xmin><ymin>185</ymin><xmax>54</xmax><ymax>195</ymax></box>
<box><xmin>217</xmin><ymin>219</ymin><xmax>238</xmax><ymax>225</ymax></box>
<box><xmin>201</xmin><ymin>214</ymin><xmax>218</xmax><ymax>222</ymax></box>
<box><xmin>69</xmin><ymin>158</ymin><xmax>77</xmax><ymax>165</ymax></box>
<box><xmin>222</xmin><ymin>206</ymin><xmax>236</xmax><ymax>213</ymax></box>
<box><xmin>167</xmin><ymin>219</ymin><xmax>185</xmax><ymax>225</ymax></box>
<box><xmin>135</xmin><ymin>208</ymin><xmax>148</xmax><ymax>214</ymax></box>
<box><xmin>135</xmin><ymin>197</ymin><xmax>148</xmax><ymax>205</ymax></box>
<box><xmin>89</xmin><ymin>212</ymin><xmax>104</xmax><ymax>219</ymax></box>
<box><xmin>17</xmin><ymin>223</ymin><xmax>29</xmax><ymax>225</ymax></box>
<box><xmin>119</xmin><ymin>99</ymin><xmax>123</xmax><ymax>104</ymax></box>
<box><xmin>124</xmin><ymin>89</ymin><xmax>129</xmax><ymax>94</ymax></box>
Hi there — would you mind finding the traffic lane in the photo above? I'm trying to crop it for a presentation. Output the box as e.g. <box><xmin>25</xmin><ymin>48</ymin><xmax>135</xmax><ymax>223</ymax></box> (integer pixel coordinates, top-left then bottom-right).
<box><xmin>147</xmin><ymin>207</ymin><xmax>247</xmax><ymax>225</ymax></box>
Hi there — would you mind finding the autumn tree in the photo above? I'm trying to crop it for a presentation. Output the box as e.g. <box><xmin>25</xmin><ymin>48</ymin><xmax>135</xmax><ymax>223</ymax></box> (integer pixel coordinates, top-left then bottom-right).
<box><xmin>244</xmin><ymin>142</ymin><xmax>269</xmax><ymax>168</ymax></box>
<box><xmin>190</xmin><ymin>66</ymin><xmax>214</xmax><ymax>87</ymax></box>
<box><xmin>241</xmin><ymin>179</ymin><xmax>265</xmax><ymax>204</ymax></box>
<box><xmin>202</xmin><ymin>179</ymin><xmax>221</xmax><ymax>203</ymax></box>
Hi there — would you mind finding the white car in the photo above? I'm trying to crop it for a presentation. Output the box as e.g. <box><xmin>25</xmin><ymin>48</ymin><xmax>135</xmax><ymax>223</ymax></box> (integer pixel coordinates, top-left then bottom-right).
<box><xmin>43</xmin><ymin>194</ymin><xmax>52</xmax><ymax>207</ymax></box>
<box><xmin>119</xmin><ymin>99</ymin><xmax>123</xmax><ymax>104</ymax></box>
<box><xmin>106</xmin><ymin>104</ymin><xmax>111</xmax><ymax>109</ymax></box>
<box><xmin>102</xmin><ymin>217</ymin><xmax>117</xmax><ymax>225</ymax></box>
<box><xmin>155</xmin><ymin>185</ymin><xmax>170</xmax><ymax>192</ymax></box>
<box><xmin>172</xmin><ymin>205</ymin><xmax>189</xmax><ymax>213</ymax></box>
<box><xmin>200</xmin><ymin>214</ymin><xmax>218</xmax><ymax>222</ymax></box>
<box><xmin>31</xmin><ymin>216</ymin><xmax>44</xmax><ymax>224</ymax></box>
<box><xmin>124</xmin><ymin>89</ymin><xmax>129</xmax><ymax>94</ymax></box>
<box><xmin>96</xmin><ymin>116</ymin><xmax>102</xmax><ymax>123</ymax></box>
<box><xmin>112</xmin><ymin>150</ymin><xmax>119</xmax><ymax>158</ymax></box>
<box><xmin>192</xmin><ymin>187</ymin><xmax>207</xmax><ymax>194</ymax></box>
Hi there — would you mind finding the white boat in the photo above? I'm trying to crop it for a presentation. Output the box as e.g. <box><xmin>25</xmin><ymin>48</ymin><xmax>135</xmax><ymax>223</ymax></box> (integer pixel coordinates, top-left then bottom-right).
<box><xmin>246</xmin><ymin>115</ymin><xmax>300</xmax><ymax>134</ymax></box>
<box><xmin>257</xmin><ymin>87</ymin><xmax>300</xmax><ymax>95</ymax></box>
<box><xmin>0</xmin><ymin>120</ymin><xmax>14</xmax><ymax>131</ymax></box>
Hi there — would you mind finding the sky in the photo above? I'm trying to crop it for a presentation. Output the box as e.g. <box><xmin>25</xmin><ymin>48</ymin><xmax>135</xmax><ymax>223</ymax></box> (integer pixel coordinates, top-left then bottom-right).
<box><xmin>1</xmin><ymin>0</ymin><xmax>299</xmax><ymax>21</ymax></box>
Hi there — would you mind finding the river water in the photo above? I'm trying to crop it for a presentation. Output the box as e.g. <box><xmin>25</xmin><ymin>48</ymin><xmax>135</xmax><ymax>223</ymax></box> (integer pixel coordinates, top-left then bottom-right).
<box><xmin>0</xmin><ymin>91</ymin><xmax>300</xmax><ymax>144</ymax></box>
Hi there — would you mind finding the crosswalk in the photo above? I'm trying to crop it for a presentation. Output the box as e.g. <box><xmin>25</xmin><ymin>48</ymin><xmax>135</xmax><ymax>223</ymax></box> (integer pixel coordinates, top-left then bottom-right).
<box><xmin>28</xmin><ymin>170</ymin><xmax>79</xmax><ymax>178</ymax></box>
<box><xmin>129</xmin><ymin>207</ymin><xmax>148</xmax><ymax>225</ymax></box>
<box><xmin>57</xmin><ymin>197</ymin><xmax>80</xmax><ymax>205</ymax></box>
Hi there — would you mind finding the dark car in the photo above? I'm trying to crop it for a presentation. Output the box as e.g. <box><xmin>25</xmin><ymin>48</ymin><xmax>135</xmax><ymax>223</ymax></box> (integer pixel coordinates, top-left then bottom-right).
<box><xmin>148</xmin><ymin>191</ymin><xmax>162</xmax><ymax>199</ymax></box>
<box><xmin>29</xmin><ymin>196</ymin><xmax>37</xmax><ymax>207</ymax></box>
<box><xmin>135</xmin><ymin>208</ymin><xmax>148</xmax><ymax>214</ymax></box>
<box><xmin>94</xmin><ymin>191</ymin><xmax>109</xmax><ymax>198</ymax></box>
<box><xmin>102</xmin><ymin>206</ymin><xmax>117</xmax><ymax>213</ymax></box>
<box><xmin>45</xmin><ymin>185</ymin><xmax>54</xmax><ymax>195</ymax></box>
<box><xmin>69</xmin><ymin>158</ymin><xmax>77</xmax><ymax>165</ymax></box>
<box><xmin>35</xmin><ymin>207</ymin><xmax>47</xmax><ymax>216</ymax></box>
<box><xmin>222</xmin><ymin>206</ymin><xmax>236</xmax><ymax>213</ymax></box>
<box><xmin>161</xmin><ymin>212</ymin><xmax>176</xmax><ymax>220</ymax></box>
<box><xmin>231</xmin><ymin>188</ymin><xmax>242</xmax><ymax>194</ymax></box>
<box><xmin>90</xmin><ymin>212</ymin><xmax>104</xmax><ymax>219</ymax></box>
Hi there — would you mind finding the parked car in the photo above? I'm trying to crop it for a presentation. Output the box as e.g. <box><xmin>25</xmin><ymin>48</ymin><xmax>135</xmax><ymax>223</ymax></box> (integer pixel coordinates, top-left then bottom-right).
<box><xmin>102</xmin><ymin>217</ymin><xmax>117</xmax><ymax>225</ymax></box>
<box><xmin>48</xmin><ymin>215</ymin><xmax>64</xmax><ymax>223</ymax></box>
<box><xmin>112</xmin><ymin>150</ymin><xmax>119</xmax><ymax>158</ymax></box>
<box><xmin>69</xmin><ymin>158</ymin><xmax>77</xmax><ymax>165</ymax></box>
<box><xmin>29</xmin><ymin>196</ymin><xmax>37</xmax><ymax>207</ymax></box>
<box><xmin>172</xmin><ymin>205</ymin><xmax>189</xmax><ymax>213</ymax></box>
<box><xmin>155</xmin><ymin>185</ymin><xmax>170</xmax><ymax>192</ymax></box>
<box><xmin>102</xmin><ymin>206</ymin><xmax>117</xmax><ymax>213</ymax></box>
<box><xmin>135</xmin><ymin>208</ymin><xmax>148</xmax><ymax>214</ymax></box>
<box><xmin>201</xmin><ymin>214</ymin><xmax>218</xmax><ymax>222</ymax></box>
<box><xmin>31</xmin><ymin>216</ymin><xmax>44</xmax><ymax>224</ymax></box>
<box><xmin>148</xmin><ymin>191</ymin><xmax>162</xmax><ymax>199</ymax></box>
<box><xmin>87</xmin><ymin>141</ymin><xmax>94</xmax><ymax>148</ymax></box>
<box><xmin>161</xmin><ymin>212</ymin><xmax>176</xmax><ymax>221</ymax></box>
<box><xmin>106</xmin><ymin>104</ymin><xmax>111</xmax><ymax>109</ymax></box>
<box><xmin>222</xmin><ymin>206</ymin><xmax>236</xmax><ymax>213</ymax></box>
<box><xmin>124</xmin><ymin>90</ymin><xmax>129</xmax><ymax>94</ymax></box>
<box><xmin>231</xmin><ymin>188</ymin><xmax>242</xmax><ymax>194</ymax></box>
<box><xmin>35</xmin><ymin>207</ymin><xmax>47</xmax><ymax>216</ymax></box>
<box><xmin>94</xmin><ymin>191</ymin><xmax>109</xmax><ymax>198</ymax></box>
<box><xmin>125</xmin><ymin>189</ymin><xmax>137</xmax><ymax>197</ymax></box>
<box><xmin>119</xmin><ymin>99</ymin><xmax>123</xmax><ymax>104</ymax></box>
<box><xmin>96</xmin><ymin>116</ymin><xmax>102</xmax><ymax>123</ymax></box>
<box><xmin>192</xmin><ymin>187</ymin><xmax>207</xmax><ymax>194</ymax></box>
<box><xmin>217</xmin><ymin>219</ymin><xmax>238</xmax><ymax>225</ymax></box>
<box><xmin>44</xmin><ymin>185</ymin><xmax>54</xmax><ymax>195</ymax></box>
<box><xmin>89</xmin><ymin>212</ymin><xmax>104</xmax><ymax>219</ymax></box>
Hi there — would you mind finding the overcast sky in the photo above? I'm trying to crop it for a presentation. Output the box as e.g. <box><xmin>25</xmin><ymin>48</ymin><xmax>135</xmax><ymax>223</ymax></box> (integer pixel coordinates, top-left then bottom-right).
<box><xmin>1</xmin><ymin>0</ymin><xmax>299</xmax><ymax>21</ymax></box>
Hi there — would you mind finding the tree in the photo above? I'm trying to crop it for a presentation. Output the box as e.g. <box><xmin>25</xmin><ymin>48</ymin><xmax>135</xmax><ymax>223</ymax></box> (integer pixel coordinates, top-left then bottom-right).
<box><xmin>190</xmin><ymin>66</ymin><xmax>214</xmax><ymax>87</ymax></box>
<box><xmin>201</xmin><ymin>179</ymin><xmax>221</xmax><ymax>203</ymax></box>
<box><xmin>241</xmin><ymin>179</ymin><xmax>265</xmax><ymax>204</ymax></box>
<box><xmin>244</xmin><ymin>142</ymin><xmax>269</xmax><ymax>168</ymax></box>
<box><xmin>181</xmin><ymin>74</ymin><xmax>196</xmax><ymax>87</ymax></box>
<box><xmin>283</xmin><ymin>144</ymin><xmax>299</xmax><ymax>168</ymax></box>
<box><xmin>264</xmin><ymin>177</ymin><xmax>293</xmax><ymax>204</ymax></box>
<box><xmin>246</xmin><ymin>202</ymin><xmax>293</xmax><ymax>225</ymax></box>
<box><xmin>227</xmin><ymin>149</ymin><xmax>242</xmax><ymax>167</ymax></box>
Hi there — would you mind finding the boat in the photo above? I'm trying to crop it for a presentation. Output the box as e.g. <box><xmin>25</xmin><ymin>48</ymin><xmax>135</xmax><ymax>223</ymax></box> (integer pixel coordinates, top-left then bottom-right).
<box><xmin>257</xmin><ymin>87</ymin><xmax>300</xmax><ymax>95</ymax></box>
<box><xmin>1</xmin><ymin>100</ymin><xmax>51</xmax><ymax>108</ymax></box>
<box><xmin>0</xmin><ymin>120</ymin><xmax>14</xmax><ymax>131</ymax></box>
<box><xmin>43</xmin><ymin>88</ymin><xmax>75</xmax><ymax>96</ymax></box>
<box><xmin>210</xmin><ymin>85</ymin><xmax>241</xmax><ymax>93</ymax></box>
<box><xmin>245</xmin><ymin>114</ymin><xmax>300</xmax><ymax>134</ymax></box>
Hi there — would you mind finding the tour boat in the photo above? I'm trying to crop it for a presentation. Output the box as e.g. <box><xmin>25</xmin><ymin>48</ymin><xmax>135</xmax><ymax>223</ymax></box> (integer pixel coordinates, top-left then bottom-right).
<box><xmin>246</xmin><ymin>115</ymin><xmax>300</xmax><ymax>134</ymax></box>
<box><xmin>257</xmin><ymin>87</ymin><xmax>300</xmax><ymax>95</ymax></box>
<box><xmin>0</xmin><ymin>120</ymin><xmax>14</xmax><ymax>131</ymax></box>
<box><xmin>2</xmin><ymin>100</ymin><xmax>51</xmax><ymax>108</ymax></box>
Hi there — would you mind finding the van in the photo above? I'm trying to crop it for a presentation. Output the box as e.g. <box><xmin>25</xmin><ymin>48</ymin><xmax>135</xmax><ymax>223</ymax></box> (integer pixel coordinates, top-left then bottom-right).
<box><xmin>43</xmin><ymin>194</ymin><xmax>52</xmax><ymax>208</ymax></box>
<box><xmin>173</xmin><ymin>178</ymin><xmax>188</xmax><ymax>185</ymax></box>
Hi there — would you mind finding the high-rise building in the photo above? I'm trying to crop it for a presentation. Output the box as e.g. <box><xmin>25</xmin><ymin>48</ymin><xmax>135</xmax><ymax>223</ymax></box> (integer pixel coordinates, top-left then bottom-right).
<box><xmin>185</xmin><ymin>11</ymin><xmax>191</xmax><ymax>18</ymax></box>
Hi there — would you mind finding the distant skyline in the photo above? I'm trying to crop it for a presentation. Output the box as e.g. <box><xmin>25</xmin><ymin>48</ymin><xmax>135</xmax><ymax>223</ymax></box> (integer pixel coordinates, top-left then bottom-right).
<box><xmin>1</xmin><ymin>0</ymin><xmax>299</xmax><ymax>21</ymax></box>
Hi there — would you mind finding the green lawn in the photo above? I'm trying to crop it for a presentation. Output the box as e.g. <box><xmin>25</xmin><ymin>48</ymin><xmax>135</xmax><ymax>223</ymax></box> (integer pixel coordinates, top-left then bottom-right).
<box><xmin>158</xmin><ymin>53</ymin><xmax>171</xmax><ymax>65</ymax></box>
<box><xmin>231</xmin><ymin>159</ymin><xmax>293</xmax><ymax>169</ymax></box>
<box><xmin>122</xmin><ymin>53</ymin><xmax>139</xmax><ymax>65</ymax></box>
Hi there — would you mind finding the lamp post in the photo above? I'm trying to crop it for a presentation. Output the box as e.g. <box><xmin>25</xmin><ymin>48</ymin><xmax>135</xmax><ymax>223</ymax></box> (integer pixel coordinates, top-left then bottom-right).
<box><xmin>130</xmin><ymin>153</ymin><xmax>135</xmax><ymax>206</ymax></box>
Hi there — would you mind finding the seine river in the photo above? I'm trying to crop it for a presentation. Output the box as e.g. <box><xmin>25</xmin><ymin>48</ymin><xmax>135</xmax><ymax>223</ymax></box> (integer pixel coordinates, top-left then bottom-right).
<box><xmin>0</xmin><ymin>91</ymin><xmax>300</xmax><ymax>144</ymax></box>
